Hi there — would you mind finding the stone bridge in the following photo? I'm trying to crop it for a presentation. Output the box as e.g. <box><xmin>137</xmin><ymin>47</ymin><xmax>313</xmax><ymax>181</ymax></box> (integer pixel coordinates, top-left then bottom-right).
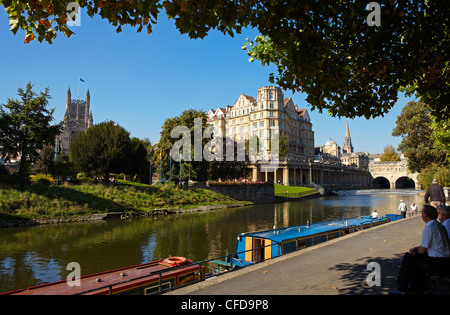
<box><xmin>369</xmin><ymin>161</ymin><xmax>421</xmax><ymax>190</ymax></box>
<box><xmin>248</xmin><ymin>159</ymin><xmax>421</xmax><ymax>192</ymax></box>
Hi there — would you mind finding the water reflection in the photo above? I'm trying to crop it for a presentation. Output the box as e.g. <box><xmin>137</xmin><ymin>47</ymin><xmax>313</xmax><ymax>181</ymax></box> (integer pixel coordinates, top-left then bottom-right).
<box><xmin>0</xmin><ymin>189</ymin><xmax>423</xmax><ymax>293</ymax></box>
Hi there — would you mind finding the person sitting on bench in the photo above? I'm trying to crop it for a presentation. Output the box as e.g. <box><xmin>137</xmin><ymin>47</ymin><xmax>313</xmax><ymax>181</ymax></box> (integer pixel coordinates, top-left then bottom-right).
<box><xmin>390</xmin><ymin>205</ymin><xmax>450</xmax><ymax>295</ymax></box>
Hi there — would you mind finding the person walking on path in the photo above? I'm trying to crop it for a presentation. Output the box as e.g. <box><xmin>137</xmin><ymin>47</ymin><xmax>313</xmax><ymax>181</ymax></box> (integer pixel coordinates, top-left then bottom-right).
<box><xmin>410</xmin><ymin>203</ymin><xmax>418</xmax><ymax>216</ymax></box>
<box><xmin>390</xmin><ymin>205</ymin><xmax>450</xmax><ymax>295</ymax></box>
<box><xmin>425</xmin><ymin>178</ymin><xmax>446</xmax><ymax>208</ymax></box>
<box><xmin>398</xmin><ymin>200</ymin><xmax>407</xmax><ymax>219</ymax></box>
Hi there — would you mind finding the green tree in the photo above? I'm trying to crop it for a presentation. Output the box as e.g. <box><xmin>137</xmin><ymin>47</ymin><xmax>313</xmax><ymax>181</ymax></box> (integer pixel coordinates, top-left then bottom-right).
<box><xmin>379</xmin><ymin>145</ymin><xmax>400</xmax><ymax>162</ymax></box>
<box><xmin>158</xmin><ymin>109</ymin><xmax>209</xmax><ymax>183</ymax></box>
<box><xmin>31</xmin><ymin>144</ymin><xmax>55</xmax><ymax>175</ymax></box>
<box><xmin>208</xmin><ymin>137</ymin><xmax>249</xmax><ymax>181</ymax></box>
<box><xmin>392</xmin><ymin>100</ymin><xmax>445</xmax><ymax>173</ymax></box>
<box><xmin>0</xmin><ymin>82</ymin><xmax>60</xmax><ymax>184</ymax></box>
<box><xmin>4</xmin><ymin>1</ymin><xmax>450</xmax><ymax>121</ymax></box>
<box><xmin>127</xmin><ymin>137</ymin><xmax>150</xmax><ymax>183</ymax></box>
<box><xmin>69</xmin><ymin>121</ymin><xmax>131</xmax><ymax>178</ymax></box>
<box><xmin>430</xmin><ymin>117</ymin><xmax>450</xmax><ymax>165</ymax></box>
<box><xmin>418</xmin><ymin>163</ymin><xmax>450</xmax><ymax>190</ymax></box>
<box><xmin>51</xmin><ymin>153</ymin><xmax>75</xmax><ymax>180</ymax></box>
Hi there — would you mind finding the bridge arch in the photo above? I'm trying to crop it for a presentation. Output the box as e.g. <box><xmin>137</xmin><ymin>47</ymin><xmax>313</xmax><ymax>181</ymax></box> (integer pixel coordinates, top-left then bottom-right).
<box><xmin>395</xmin><ymin>176</ymin><xmax>416</xmax><ymax>189</ymax></box>
<box><xmin>372</xmin><ymin>176</ymin><xmax>390</xmax><ymax>189</ymax></box>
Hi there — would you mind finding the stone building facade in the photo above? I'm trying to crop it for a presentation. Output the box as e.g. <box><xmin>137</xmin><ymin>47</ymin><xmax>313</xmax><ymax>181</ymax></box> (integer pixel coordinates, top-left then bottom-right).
<box><xmin>207</xmin><ymin>86</ymin><xmax>315</xmax><ymax>163</ymax></box>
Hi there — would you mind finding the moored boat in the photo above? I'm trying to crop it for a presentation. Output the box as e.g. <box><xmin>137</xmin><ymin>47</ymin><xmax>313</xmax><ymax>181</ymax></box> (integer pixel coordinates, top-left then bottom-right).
<box><xmin>213</xmin><ymin>214</ymin><xmax>401</xmax><ymax>270</ymax></box>
<box><xmin>1</xmin><ymin>257</ymin><xmax>204</xmax><ymax>295</ymax></box>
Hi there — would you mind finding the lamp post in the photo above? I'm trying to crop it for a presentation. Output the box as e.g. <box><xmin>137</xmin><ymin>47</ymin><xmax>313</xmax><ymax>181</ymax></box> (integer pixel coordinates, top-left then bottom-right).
<box><xmin>180</xmin><ymin>159</ymin><xmax>183</xmax><ymax>186</ymax></box>
<box><xmin>149</xmin><ymin>151</ymin><xmax>152</xmax><ymax>186</ymax></box>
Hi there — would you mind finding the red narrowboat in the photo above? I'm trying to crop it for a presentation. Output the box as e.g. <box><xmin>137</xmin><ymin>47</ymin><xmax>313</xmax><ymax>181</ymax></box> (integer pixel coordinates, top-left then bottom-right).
<box><xmin>1</xmin><ymin>257</ymin><xmax>204</xmax><ymax>295</ymax></box>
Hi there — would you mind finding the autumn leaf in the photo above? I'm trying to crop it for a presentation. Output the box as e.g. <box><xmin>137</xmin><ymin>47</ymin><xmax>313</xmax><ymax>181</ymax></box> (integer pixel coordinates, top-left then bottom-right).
<box><xmin>24</xmin><ymin>33</ymin><xmax>36</xmax><ymax>44</ymax></box>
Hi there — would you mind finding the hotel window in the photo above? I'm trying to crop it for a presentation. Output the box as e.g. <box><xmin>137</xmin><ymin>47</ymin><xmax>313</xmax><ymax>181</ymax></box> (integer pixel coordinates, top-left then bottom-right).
<box><xmin>270</xmin><ymin>111</ymin><xmax>274</xmax><ymax>117</ymax></box>
<box><xmin>269</xmin><ymin>92</ymin><xmax>274</xmax><ymax>99</ymax></box>
<box><xmin>269</xmin><ymin>120</ymin><xmax>275</xmax><ymax>127</ymax></box>
<box><xmin>253</xmin><ymin>122</ymin><xmax>258</xmax><ymax>129</ymax></box>
<box><xmin>260</xmin><ymin>121</ymin><xmax>264</xmax><ymax>127</ymax></box>
<box><xmin>270</xmin><ymin>102</ymin><xmax>274</xmax><ymax>108</ymax></box>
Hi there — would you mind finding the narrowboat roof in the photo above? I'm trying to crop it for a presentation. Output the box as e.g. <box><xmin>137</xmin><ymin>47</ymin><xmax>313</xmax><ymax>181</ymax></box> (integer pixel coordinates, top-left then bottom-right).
<box><xmin>238</xmin><ymin>216</ymin><xmax>388</xmax><ymax>243</ymax></box>
<box><xmin>3</xmin><ymin>260</ymin><xmax>194</xmax><ymax>295</ymax></box>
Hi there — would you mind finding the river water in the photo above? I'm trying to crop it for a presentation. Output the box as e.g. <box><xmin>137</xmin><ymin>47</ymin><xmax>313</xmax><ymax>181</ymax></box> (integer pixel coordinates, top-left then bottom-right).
<box><xmin>0</xmin><ymin>189</ymin><xmax>423</xmax><ymax>293</ymax></box>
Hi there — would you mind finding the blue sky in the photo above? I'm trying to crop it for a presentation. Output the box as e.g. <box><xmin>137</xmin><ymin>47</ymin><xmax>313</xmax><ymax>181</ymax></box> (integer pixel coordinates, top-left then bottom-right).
<box><xmin>0</xmin><ymin>8</ymin><xmax>415</xmax><ymax>155</ymax></box>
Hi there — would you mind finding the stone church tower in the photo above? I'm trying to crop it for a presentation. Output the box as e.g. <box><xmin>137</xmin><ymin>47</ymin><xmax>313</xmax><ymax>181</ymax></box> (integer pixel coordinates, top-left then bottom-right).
<box><xmin>342</xmin><ymin>119</ymin><xmax>354</xmax><ymax>154</ymax></box>
<box><xmin>55</xmin><ymin>87</ymin><xmax>94</xmax><ymax>157</ymax></box>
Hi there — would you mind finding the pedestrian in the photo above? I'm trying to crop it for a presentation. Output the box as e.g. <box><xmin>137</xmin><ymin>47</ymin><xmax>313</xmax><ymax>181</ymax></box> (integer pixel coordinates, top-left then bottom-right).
<box><xmin>390</xmin><ymin>205</ymin><xmax>450</xmax><ymax>295</ymax></box>
<box><xmin>410</xmin><ymin>203</ymin><xmax>418</xmax><ymax>216</ymax></box>
<box><xmin>438</xmin><ymin>204</ymin><xmax>450</xmax><ymax>240</ymax></box>
<box><xmin>424</xmin><ymin>178</ymin><xmax>446</xmax><ymax>208</ymax></box>
<box><xmin>398</xmin><ymin>200</ymin><xmax>407</xmax><ymax>219</ymax></box>
<box><xmin>371</xmin><ymin>209</ymin><xmax>379</xmax><ymax>219</ymax></box>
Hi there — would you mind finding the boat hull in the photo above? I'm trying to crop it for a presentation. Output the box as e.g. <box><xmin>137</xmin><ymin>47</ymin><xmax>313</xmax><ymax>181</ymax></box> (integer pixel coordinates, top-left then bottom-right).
<box><xmin>231</xmin><ymin>215</ymin><xmax>397</xmax><ymax>267</ymax></box>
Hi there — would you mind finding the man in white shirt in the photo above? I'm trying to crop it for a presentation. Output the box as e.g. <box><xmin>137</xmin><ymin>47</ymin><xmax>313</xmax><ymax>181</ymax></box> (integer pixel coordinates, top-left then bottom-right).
<box><xmin>391</xmin><ymin>205</ymin><xmax>450</xmax><ymax>294</ymax></box>
<box><xmin>398</xmin><ymin>200</ymin><xmax>407</xmax><ymax>218</ymax></box>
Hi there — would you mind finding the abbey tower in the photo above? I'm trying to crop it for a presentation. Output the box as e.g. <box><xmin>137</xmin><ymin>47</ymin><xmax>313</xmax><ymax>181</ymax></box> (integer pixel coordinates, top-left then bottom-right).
<box><xmin>55</xmin><ymin>87</ymin><xmax>93</xmax><ymax>157</ymax></box>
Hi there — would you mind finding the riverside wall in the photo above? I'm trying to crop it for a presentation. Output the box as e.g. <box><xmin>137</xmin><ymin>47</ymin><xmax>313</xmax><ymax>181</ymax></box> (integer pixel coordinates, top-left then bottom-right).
<box><xmin>195</xmin><ymin>183</ymin><xmax>275</xmax><ymax>203</ymax></box>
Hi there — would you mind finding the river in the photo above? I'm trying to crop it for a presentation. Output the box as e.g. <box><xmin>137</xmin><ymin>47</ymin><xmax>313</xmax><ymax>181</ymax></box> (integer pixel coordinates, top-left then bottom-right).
<box><xmin>0</xmin><ymin>189</ymin><xmax>423</xmax><ymax>293</ymax></box>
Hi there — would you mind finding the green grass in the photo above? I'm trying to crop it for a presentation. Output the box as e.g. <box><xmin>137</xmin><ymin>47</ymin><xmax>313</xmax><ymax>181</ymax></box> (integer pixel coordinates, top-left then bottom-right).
<box><xmin>274</xmin><ymin>184</ymin><xmax>317</xmax><ymax>195</ymax></box>
<box><xmin>0</xmin><ymin>180</ymin><xmax>246</xmax><ymax>221</ymax></box>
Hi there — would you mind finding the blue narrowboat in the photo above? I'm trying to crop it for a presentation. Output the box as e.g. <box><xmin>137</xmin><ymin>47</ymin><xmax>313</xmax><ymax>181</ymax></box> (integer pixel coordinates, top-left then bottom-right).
<box><xmin>225</xmin><ymin>215</ymin><xmax>400</xmax><ymax>268</ymax></box>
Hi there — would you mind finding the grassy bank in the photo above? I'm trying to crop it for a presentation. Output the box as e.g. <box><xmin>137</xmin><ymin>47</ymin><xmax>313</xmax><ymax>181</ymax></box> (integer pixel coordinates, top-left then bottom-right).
<box><xmin>274</xmin><ymin>184</ymin><xmax>317</xmax><ymax>196</ymax></box>
<box><xmin>0</xmin><ymin>180</ymin><xmax>247</xmax><ymax>221</ymax></box>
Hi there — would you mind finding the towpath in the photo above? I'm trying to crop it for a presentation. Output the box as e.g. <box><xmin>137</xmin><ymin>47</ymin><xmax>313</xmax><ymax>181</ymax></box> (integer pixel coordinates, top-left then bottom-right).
<box><xmin>167</xmin><ymin>215</ymin><xmax>424</xmax><ymax>295</ymax></box>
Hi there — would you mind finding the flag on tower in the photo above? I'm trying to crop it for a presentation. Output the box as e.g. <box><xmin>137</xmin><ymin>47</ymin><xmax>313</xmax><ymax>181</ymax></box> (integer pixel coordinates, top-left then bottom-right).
<box><xmin>80</xmin><ymin>78</ymin><xmax>85</xmax><ymax>82</ymax></box>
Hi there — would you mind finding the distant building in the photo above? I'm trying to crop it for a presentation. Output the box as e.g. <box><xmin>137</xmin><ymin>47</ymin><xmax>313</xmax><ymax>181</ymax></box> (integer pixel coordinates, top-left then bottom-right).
<box><xmin>315</xmin><ymin>139</ymin><xmax>341</xmax><ymax>164</ymax></box>
<box><xmin>207</xmin><ymin>86</ymin><xmax>315</xmax><ymax>162</ymax></box>
<box><xmin>55</xmin><ymin>87</ymin><xmax>93</xmax><ymax>158</ymax></box>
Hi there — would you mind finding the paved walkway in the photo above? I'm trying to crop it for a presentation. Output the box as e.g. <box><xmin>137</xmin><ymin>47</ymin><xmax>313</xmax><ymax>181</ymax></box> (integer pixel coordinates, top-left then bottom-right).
<box><xmin>168</xmin><ymin>215</ymin><xmax>425</xmax><ymax>295</ymax></box>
